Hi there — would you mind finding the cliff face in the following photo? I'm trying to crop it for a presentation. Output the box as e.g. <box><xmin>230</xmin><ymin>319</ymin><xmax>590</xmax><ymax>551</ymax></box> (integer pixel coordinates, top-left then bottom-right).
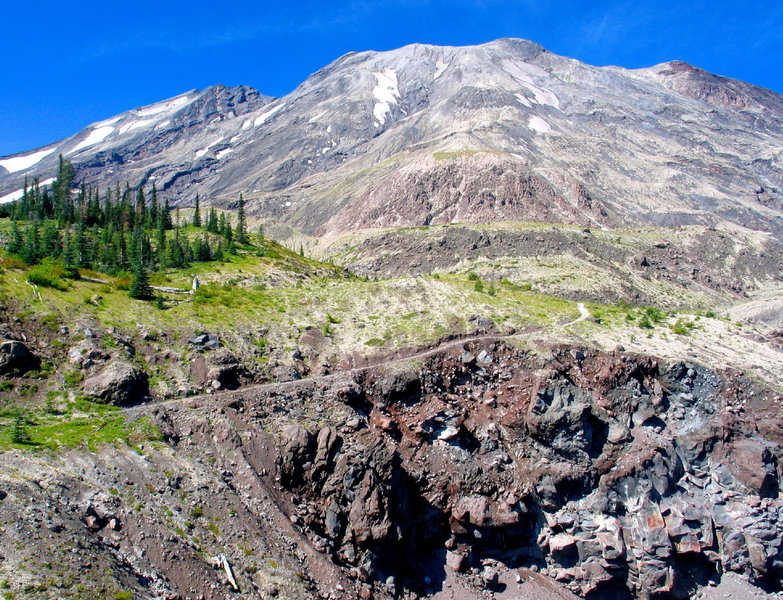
<box><xmin>2</xmin><ymin>339</ymin><xmax>781</xmax><ymax>599</ymax></box>
<box><xmin>2</xmin><ymin>39</ymin><xmax>782</xmax><ymax>237</ymax></box>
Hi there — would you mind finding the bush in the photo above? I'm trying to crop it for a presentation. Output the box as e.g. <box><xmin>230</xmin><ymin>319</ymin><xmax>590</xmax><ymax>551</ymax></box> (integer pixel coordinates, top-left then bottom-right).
<box><xmin>467</xmin><ymin>272</ymin><xmax>480</xmax><ymax>281</ymax></box>
<box><xmin>27</xmin><ymin>263</ymin><xmax>68</xmax><ymax>290</ymax></box>
<box><xmin>670</xmin><ymin>319</ymin><xmax>695</xmax><ymax>335</ymax></box>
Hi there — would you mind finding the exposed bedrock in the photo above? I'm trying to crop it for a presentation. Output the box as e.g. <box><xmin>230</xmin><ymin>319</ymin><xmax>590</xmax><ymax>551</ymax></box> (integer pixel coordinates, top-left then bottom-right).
<box><xmin>241</xmin><ymin>342</ymin><xmax>783</xmax><ymax>598</ymax></box>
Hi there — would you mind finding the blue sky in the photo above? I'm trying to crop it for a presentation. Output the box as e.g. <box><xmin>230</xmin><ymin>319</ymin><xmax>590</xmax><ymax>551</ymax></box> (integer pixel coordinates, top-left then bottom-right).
<box><xmin>1</xmin><ymin>0</ymin><xmax>781</xmax><ymax>156</ymax></box>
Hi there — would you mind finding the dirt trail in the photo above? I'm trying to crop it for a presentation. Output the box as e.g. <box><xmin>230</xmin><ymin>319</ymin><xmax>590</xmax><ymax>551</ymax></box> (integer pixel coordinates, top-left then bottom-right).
<box><xmin>561</xmin><ymin>302</ymin><xmax>589</xmax><ymax>328</ymax></box>
<box><xmin>125</xmin><ymin>331</ymin><xmax>522</xmax><ymax>416</ymax></box>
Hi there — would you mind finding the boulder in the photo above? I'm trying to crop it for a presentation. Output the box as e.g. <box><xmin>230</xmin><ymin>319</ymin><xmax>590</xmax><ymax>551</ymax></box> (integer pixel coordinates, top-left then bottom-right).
<box><xmin>0</xmin><ymin>340</ymin><xmax>40</xmax><ymax>374</ymax></box>
<box><xmin>446</xmin><ymin>550</ymin><xmax>467</xmax><ymax>572</ymax></box>
<box><xmin>82</xmin><ymin>361</ymin><xmax>149</xmax><ymax>405</ymax></box>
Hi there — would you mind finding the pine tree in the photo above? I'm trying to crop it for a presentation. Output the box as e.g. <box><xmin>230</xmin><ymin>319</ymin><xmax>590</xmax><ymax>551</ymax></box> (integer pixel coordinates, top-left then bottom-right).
<box><xmin>149</xmin><ymin>184</ymin><xmax>159</xmax><ymax>227</ymax></box>
<box><xmin>129</xmin><ymin>259</ymin><xmax>153</xmax><ymax>300</ymax></box>
<box><xmin>136</xmin><ymin>186</ymin><xmax>146</xmax><ymax>225</ymax></box>
<box><xmin>193</xmin><ymin>193</ymin><xmax>201</xmax><ymax>228</ymax></box>
<box><xmin>11</xmin><ymin>411</ymin><xmax>31</xmax><ymax>444</ymax></box>
<box><xmin>62</xmin><ymin>230</ymin><xmax>79</xmax><ymax>279</ymax></box>
<box><xmin>7</xmin><ymin>220</ymin><xmax>22</xmax><ymax>254</ymax></box>
<box><xmin>235</xmin><ymin>194</ymin><xmax>247</xmax><ymax>245</ymax></box>
<box><xmin>162</xmin><ymin>198</ymin><xmax>173</xmax><ymax>230</ymax></box>
<box><xmin>207</xmin><ymin>208</ymin><xmax>218</xmax><ymax>233</ymax></box>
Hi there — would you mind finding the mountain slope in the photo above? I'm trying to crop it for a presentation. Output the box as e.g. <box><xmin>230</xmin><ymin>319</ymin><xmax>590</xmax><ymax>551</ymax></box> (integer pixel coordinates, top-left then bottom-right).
<box><xmin>1</xmin><ymin>39</ymin><xmax>782</xmax><ymax>237</ymax></box>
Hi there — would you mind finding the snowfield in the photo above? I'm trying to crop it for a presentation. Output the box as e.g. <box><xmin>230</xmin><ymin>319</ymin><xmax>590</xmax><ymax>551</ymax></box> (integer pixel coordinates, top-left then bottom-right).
<box><xmin>0</xmin><ymin>148</ymin><xmax>57</xmax><ymax>173</ymax></box>
<box><xmin>529</xmin><ymin>115</ymin><xmax>552</xmax><ymax>133</ymax></box>
<box><xmin>0</xmin><ymin>177</ymin><xmax>55</xmax><ymax>204</ymax></box>
<box><xmin>372</xmin><ymin>70</ymin><xmax>400</xmax><ymax>126</ymax></box>
<box><xmin>68</xmin><ymin>126</ymin><xmax>115</xmax><ymax>154</ymax></box>
<box><xmin>253</xmin><ymin>103</ymin><xmax>286</xmax><ymax>127</ymax></box>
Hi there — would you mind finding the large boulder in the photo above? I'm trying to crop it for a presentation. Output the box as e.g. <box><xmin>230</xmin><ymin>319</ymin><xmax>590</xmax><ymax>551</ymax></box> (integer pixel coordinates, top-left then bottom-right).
<box><xmin>82</xmin><ymin>361</ymin><xmax>149</xmax><ymax>405</ymax></box>
<box><xmin>0</xmin><ymin>340</ymin><xmax>40</xmax><ymax>375</ymax></box>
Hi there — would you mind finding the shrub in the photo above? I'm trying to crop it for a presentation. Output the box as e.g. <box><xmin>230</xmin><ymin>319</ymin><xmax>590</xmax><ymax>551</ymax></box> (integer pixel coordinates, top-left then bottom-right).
<box><xmin>27</xmin><ymin>263</ymin><xmax>68</xmax><ymax>290</ymax></box>
<box><xmin>670</xmin><ymin>319</ymin><xmax>695</xmax><ymax>335</ymax></box>
<box><xmin>467</xmin><ymin>272</ymin><xmax>480</xmax><ymax>281</ymax></box>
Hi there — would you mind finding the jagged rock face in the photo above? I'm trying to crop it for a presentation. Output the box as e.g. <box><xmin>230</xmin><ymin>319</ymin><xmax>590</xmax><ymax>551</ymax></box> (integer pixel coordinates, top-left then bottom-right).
<box><xmin>2</xmin><ymin>39</ymin><xmax>782</xmax><ymax>237</ymax></box>
<box><xmin>267</xmin><ymin>343</ymin><xmax>783</xmax><ymax>599</ymax></box>
<box><xmin>1</xmin><ymin>342</ymin><xmax>781</xmax><ymax>599</ymax></box>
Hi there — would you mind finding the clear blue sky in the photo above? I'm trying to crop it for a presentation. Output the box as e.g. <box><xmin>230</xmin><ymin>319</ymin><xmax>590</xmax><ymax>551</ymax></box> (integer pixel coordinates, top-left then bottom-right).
<box><xmin>1</xmin><ymin>0</ymin><xmax>781</xmax><ymax>156</ymax></box>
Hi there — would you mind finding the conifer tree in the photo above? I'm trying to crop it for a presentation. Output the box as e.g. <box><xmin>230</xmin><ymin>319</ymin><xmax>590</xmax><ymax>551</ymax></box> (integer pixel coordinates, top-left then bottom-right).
<box><xmin>129</xmin><ymin>259</ymin><xmax>153</xmax><ymax>300</ymax></box>
<box><xmin>235</xmin><ymin>194</ymin><xmax>247</xmax><ymax>244</ymax></box>
<box><xmin>8</xmin><ymin>220</ymin><xmax>22</xmax><ymax>255</ymax></box>
<box><xmin>193</xmin><ymin>193</ymin><xmax>201</xmax><ymax>228</ymax></box>
<box><xmin>207</xmin><ymin>207</ymin><xmax>218</xmax><ymax>233</ymax></box>
<box><xmin>149</xmin><ymin>184</ymin><xmax>159</xmax><ymax>228</ymax></box>
<box><xmin>163</xmin><ymin>198</ymin><xmax>173</xmax><ymax>230</ymax></box>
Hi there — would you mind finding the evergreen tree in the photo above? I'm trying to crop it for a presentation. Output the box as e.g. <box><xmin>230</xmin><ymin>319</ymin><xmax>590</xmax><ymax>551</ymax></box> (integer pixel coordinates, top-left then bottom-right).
<box><xmin>149</xmin><ymin>184</ymin><xmax>159</xmax><ymax>228</ymax></box>
<box><xmin>136</xmin><ymin>186</ymin><xmax>146</xmax><ymax>225</ymax></box>
<box><xmin>207</xmin><ymin>208</ymin><xmax>218</xmax><ymax>233</ymax></box>
<box><xmin>129</xmin><ymin>260</ymin><xmax>153</xmax><ymax>300</ymax></box>
<box><xmin>7</xmin><ymin>220</ymin><xmax>22</xmax><ymax>254</ymax></box>
<box><xmin>62</xmin><ymin>230</ymin><xmax>79</xmax><ymax>279</ymax></box>
<box><xmin>162</xmin><ymin>198</ymin><xmax>173</xmax><ymax>230</ymax></box>
<box><xmin>235</xmin><ymin>194</ymin><xmax>247</xmax><ymax>244</ymax></box>
<box><xmin>193</xmin><ymin>193</ymin><xmax>201</xmax><ymax>228</ymax></box>
<box><xmin>11</xmin><ymin>411</ymin><xmax>31</xmax><ymax>444</ymax></box>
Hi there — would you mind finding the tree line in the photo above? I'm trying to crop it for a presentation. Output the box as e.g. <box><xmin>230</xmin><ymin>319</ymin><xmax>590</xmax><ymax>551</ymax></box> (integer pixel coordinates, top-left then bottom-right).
<box><xmin>2</xmin><ymin>156</ymin><xmax>250</xmax><ymax>299</ymax></box>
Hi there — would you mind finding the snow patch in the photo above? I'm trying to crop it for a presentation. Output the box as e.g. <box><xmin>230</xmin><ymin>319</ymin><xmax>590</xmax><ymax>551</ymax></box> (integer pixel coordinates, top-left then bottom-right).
<box><xmin>501</xmin><ymin>59</ymin><xmax>560</xmax><ymax>109</ymax></box>
<box><xmin>309</xmin><ymin>110</ymin><xmax>327</xmax><ymax>123</ymax></box>
<box><xmin>326</xmin><ymin>125</ymin><xmax>332</xmax><ymax>134</ymax></box>
<box><xmin>136</xmin><ymin>94</ymin><xmax>193</xmax><ymax>117</ymax></box>
<box><xmin>253</xmin><ymin>103</ymin><xmax>285</xmax><ymax>127</ymax></box>
<box><xmin>321</xmin><ymin>147</ymin><xmax>330</xmax><ymax>154</ymax></box>
<box><xmin>528</xmin><ymin>115</ymin><xmax>552</xmax><ymax>133</ymax></box>
<box><xmin>119</xmin><ymin>119</ymin><xmax>157</xmax><ymax>135</ymax></box>
<box><xmin>196</xmin><ymin>138</ymin><xmax>224</xmax><ymax>158</ymax></box>
<box><xmin>0</xmin><ymin>177</ymin><xmax>55</xmax><ymax>204</ymax></box>
<box><xmin>526</xmin><ymin>84</ymin><xmax>560</xmax><ymax>109</ymax></box>
<box><xmin>155</xmin><ymin>120</ymin><xmax>171</xmax><ymax>130</ymax></box>
<box><xmin>514</xmin><ymin>93</ymin><xmax>532</xmax><ymax>108</ymax></box>
<box><xmin>372</xmin><ymin>70</ymin><xmax>400</xmax><ymax>126</ymax></box>
<box><xmin>215</xmin><ymin>148</ymin><xmax>233</xmax><ymax>159</ymax></box>
<box><xmin>68</xmin><ymin>126</ymin><xmax>115</xmax><ymax>154</ymax></box>
<box><xmin>94</xmin><ymin>116</ymin><xmax>121</xmax><ymax>127</ymax></box>
<box><xmin>0</xmin><ymin>148</ymin><xmax>57</xmax><ymax>173</ymax></box>
<box><xmin>434</xmin><ymin>60</ymin><xmax>449</xmax><ymax>79</ymax></box>
<box><xmin>241</xmin><ymin>119</ymin><xmax>254</xmax><ymax>131</ymax></box>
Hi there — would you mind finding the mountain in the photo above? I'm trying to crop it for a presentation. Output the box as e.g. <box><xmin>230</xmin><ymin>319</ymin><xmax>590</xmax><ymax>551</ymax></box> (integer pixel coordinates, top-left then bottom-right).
<box><xmin>1</xmin><ymin>39</ymin><xmax>782</xmax><ymax>237</ymax></box>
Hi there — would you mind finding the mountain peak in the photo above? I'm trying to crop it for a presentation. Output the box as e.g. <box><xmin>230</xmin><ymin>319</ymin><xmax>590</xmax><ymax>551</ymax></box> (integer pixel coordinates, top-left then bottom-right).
<box><xmin>1</xmin><ymin>39</ymin><xmax>781</xmax><ymax>238</ymax></box>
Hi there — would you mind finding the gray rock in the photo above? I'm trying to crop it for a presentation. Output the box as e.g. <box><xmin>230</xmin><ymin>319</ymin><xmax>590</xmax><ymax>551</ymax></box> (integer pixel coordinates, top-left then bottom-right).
<box><xmin>0</xmin><ymin>340</ymin><xmax>39</xmax><ymax>374</ymax></box>
<box><xmin>82</xmin><ymin>361</ymin><xmax>149</xmax><ymax>405</ymax></box>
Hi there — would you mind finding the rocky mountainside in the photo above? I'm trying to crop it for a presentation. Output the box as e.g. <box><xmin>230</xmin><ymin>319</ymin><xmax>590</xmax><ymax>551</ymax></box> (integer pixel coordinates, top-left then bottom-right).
<box><xmin>1</xmin><ymin>39</ymin><xmax>782</xmax><ymax>237</ymax></box>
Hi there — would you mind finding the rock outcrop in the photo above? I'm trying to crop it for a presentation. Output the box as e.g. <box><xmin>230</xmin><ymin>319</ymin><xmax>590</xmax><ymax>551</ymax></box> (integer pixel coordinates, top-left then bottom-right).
<box><xmin>1</xmin><ymin>340</ymin><xmax>781</xmax><ymax>600</ymax></box>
